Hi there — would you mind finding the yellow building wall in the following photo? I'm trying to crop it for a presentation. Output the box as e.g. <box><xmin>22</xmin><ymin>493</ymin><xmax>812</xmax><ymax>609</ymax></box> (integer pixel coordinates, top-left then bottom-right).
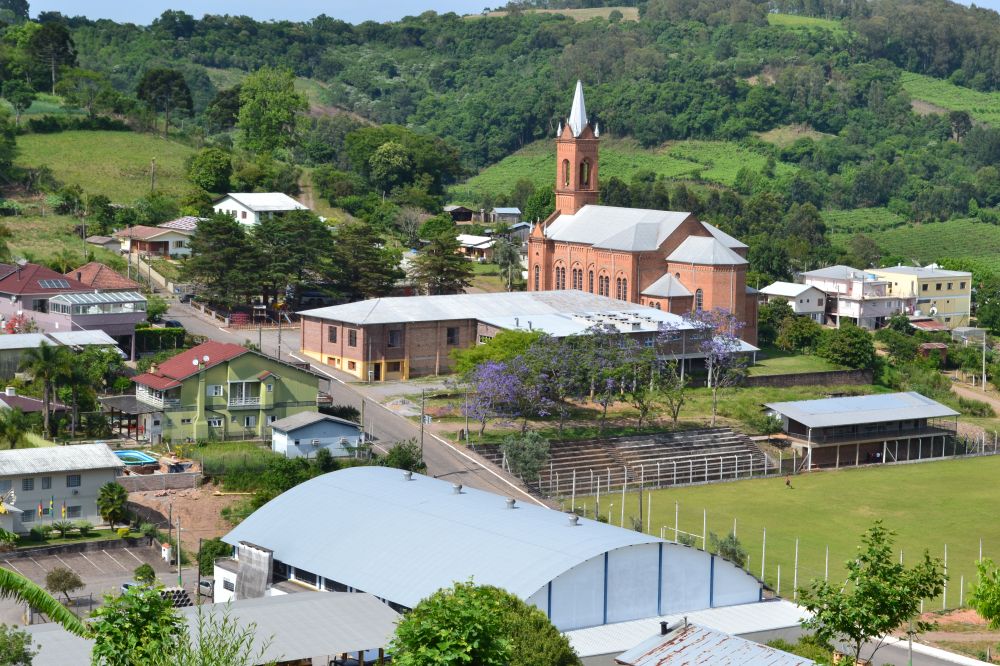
<box><xmin>873</xmin><ymin>270</ymin><xmax>971</xmax><ymax>328</ymax></box>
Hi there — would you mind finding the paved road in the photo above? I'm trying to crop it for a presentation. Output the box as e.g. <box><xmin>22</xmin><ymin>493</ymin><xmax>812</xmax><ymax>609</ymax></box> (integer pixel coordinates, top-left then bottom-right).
<box><xmin>163</xmin><ymin>301</ymin><xmax>544</xmax><ymax>505</ymax></box>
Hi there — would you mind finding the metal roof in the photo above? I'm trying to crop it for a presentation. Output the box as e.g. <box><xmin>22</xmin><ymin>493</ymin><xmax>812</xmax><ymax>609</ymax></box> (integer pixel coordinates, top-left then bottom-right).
<box><xmin>0</xmin><ymin>443</ymin><xmax>124</xmax><ymax>477</ymax></box>
<box><xmin>615</xmin><ymin>622</ymin><xmax>815</xmax><ymax>665</ymax></box>
<box><xmin>641</xmin><ymin>275</ymin><xmax>692</xmax><ymax>298</ymax></box>
<box><xmin>760</xmin><ymin>282</ymin><xmax>821</xmax><ymax>298</ymax></box>
<box><xmin>23</xmin><ymin>592</ymin><xmax>399</xmax><ymax>666</ymax></box>
<box><xmin>269</xmin><ymin>411</ymin><xmax>361</xmax><ymax>433</ymax></box>
<box><xmin>47</xmin><ymin>330</ymin><xmax>119</xmax><ymax>347</ymax></box>
<box><xmin>0</xmin><ymin>333</ymin><xmax>49</xmax><ymax>350</ymax></box>
<box><xmin>545</xmin><ymin>206</ymin><xmax>692</xmax><ymax>251</ymax></box>
<box><xmin>565</xmin><ymin>600</ymin><xmax>808</xmax><ymax>658</ymax></box>
<box><xmin>299</xmin><ymin>290</ymin><xmax>673</xmax><ymax>326</ymax></box>
<box><xmin>568</xmin><ymin>79</ymin><xmax>588</xmax><ymax>137</ymax></box>
<box><xmin>478</xmin><ymin>309</ymin><xmax>693</xmax><ymax>338</ymax></box>
<box><xmin>701</xmin><ymin>222</ymin><xmax>748</xmax><ymax>250</ymax></box>
<box><xmin>667</xmin><ymin>236</ymin><xmax>747</xmax><ymax>266</ymax></box>
<box><xmin>223</xmin><ymin>466</ymin><xmax>659</xmax><ymax>609</ymax></box>
<box><xmin>158</xmin><ymin>216</ymin><xmax>203</xmax><ymax>231</ymax></box>
<box><xmin>491</xmin><ymin>207</ymin><xmax>522</xmax><ymax>215</ymax></box>
<box><xmin>217</xmin><ymin>192</ymin><xmax>308</xmax><ymax>212</ymax></box>
<box><xmin>800</xmin><ymin>265</ymin><xmax>871</xmax><ymax>281</ymax></box>
<box><xmin>49</xmin><ymin>291</ymin><xmax>146</xmax><ymax>305</ymax></box>
<box><xmin>874</xmin><ymin>265</ymin><xmax>971</xmax><ymax>278</ymax></box>
<box><xmin>765</xmin><ymin>392</ymin><xmax>959</xmax><ymax>429</ymax></box>
<box><xmin>456</xmin><ymin>233</ymin><xmax>495</xmax><ymax>248</ymax></box>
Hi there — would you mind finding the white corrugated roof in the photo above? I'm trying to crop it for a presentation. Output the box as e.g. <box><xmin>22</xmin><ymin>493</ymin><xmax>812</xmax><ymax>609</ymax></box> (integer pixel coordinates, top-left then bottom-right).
<box><xmin>0</xmin><ymin>333</ymin><xmax>49</xmax><ymax>350</ymax></box>
<box><xmin>218</xmin><ymin>193</ymin><xmax>308</xmax><ymax>212</ymax></box>
<box><xmin>224</xmin><ymin>466</ymin><xmax>659</xmax><ymax>609</ymax></box>
<box><xmin>456</xmin><ymin>234</ymin><xmax>495</xmax><ymax>248</ymax></box>
<box><xmin>874</xmin><ymin>265</ymin><xmax>971</xmax><ymax>278</ymax></box>
<box><xmin>641</xmin><ymin>274</ymin><xmax>692</xmax><ymax>298</ymax></box>
<box><xmin>760</xmin><ymin>282</ymin><xmax>820</xmax><ymax>298</ymax></box>
<box><xmin>300</xmin><ymin>290</ymin><xmax>668</xmax><ymax>326</ymax></box>
<box><xmin>667</xmin><ymin>236</ymin><xmax>747</xmax><ymax>265</ymax></box>
<box><xmin>701</xmin><ymin>222</ymin><xmax>748</xmax><ymax>249</ymax></box>
<box><xmin>491</xmin><ymin>207</ymin><xmax>521</xmax><ymax>215</ymax></box>
<box><xmin>0</xmin><ymin>443</ymin><xmax>124</xmax><ymax>476</ymax></box>
<box><xmin>46</xmin><ymin>330</ymin><xmax>119</xmax><ymax>347</ymax></box>
<box><xmin>766</xmin><ymin>392</ymin><xmax>959</xmax><ymax>429</ymax></box>
<box><xmin>617</xmin><ymin>622</ymin><xmax>815</xmax><ymax>665</ymax></box>
<box><xmin>800</xmin><ymin>265</ymin><xmax>870</xmax><ymax>280</ymax></box>
<box><xmin>545</xmin><ymin>206</ymin><xmax>692</xmax><ymax>251</ymax></box>
<box><xmin>566</xmin><ymin>600</ymin><xmax>808</xmax><ymax>658</ymax></box>
<box><xmin>269</xmin><ymin>411</ymin><xmax>360</xmax><ymax>433</ymax></box>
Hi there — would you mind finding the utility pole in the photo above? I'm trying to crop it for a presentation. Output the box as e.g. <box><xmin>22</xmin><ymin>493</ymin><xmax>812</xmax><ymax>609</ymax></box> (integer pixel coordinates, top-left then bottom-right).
<box><xmin>420</xmin><ymin>389</ymin><xmax>426</xmax><ymax>458</ymax></box>
<box><xmin>464</xmin><ymin>390</ymin><xmax>470</xmax><ymax>442</ymax></box>
<box><xmin>150</xmin><ymin>158</ymin><xmax>156</xmax><ymax>193</ymax></box>
<box><xmin>197</xmin><ymin>537</ymin><xmax>203</xmax><ymax>606</ymax></box>
<box><xmin>277</xmin><ymin>309</ymin><xmax>282</xmax><ymax>360</ymax></box>
<box><xmin>177</xmin><ymin>513</ymin><xmax>182</xmax><ymax>588</ymax></box>
<box><xmin>360</xmin><ymin>399</ymin><xmax>366</xmax><ymax>444</ymax></box>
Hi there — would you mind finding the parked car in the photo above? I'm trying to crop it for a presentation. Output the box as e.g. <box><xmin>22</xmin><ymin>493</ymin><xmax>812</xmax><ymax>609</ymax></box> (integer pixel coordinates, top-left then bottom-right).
<box><xmin>179</xmin><ymin>293</ymin><xmax>194</xmax><ymax>304</ymax></box>
<box><xmin>161</xmin><ymin>319</ymin><xmax>184</xmax><ymax>329</ymax></box>
<box><xmin>120</xmin><ymin>581</ymin><xmax>136</xmax><ymax>594</ymax></box>
<box><xmin>198</xmin><ymin>579</ymin><xmax>212</xmax><ymax>596</ymax></box>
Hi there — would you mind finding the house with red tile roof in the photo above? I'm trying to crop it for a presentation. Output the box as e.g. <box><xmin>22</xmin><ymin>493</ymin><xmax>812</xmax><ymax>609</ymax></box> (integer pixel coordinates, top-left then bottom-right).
<box><xmin>114</xmin><ymin>224</ymin><xmax>193</xmax><ymax>258</ymax></box>
<box><xmin>66</xmin><ymin>262</ymin><xmax>142</xmax><ymax>292</ymax></box>
<box><xmin>102</xmin><ymin>341</ymin><xmax>320</xmax><ymax>443</ymax></box>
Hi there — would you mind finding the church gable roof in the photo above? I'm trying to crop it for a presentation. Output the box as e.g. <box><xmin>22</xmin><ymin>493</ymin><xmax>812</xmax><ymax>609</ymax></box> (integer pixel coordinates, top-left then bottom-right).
<box><xmin>545</xmin><ymin>205</ymin><xmax>692</xmax><ymax>252</ymax></box>
<box><xmin>667</xmin><ymin>236</ymin><xmax>748</xmax><ymax>266</ymax></box>
<box><xmin>641</xmin><ymin>274</ymin><xmax>693</xmax><ymax>298</ymax></box>
<box><xmin>701</xmin><ymin>221</ymin><xmax>748</xmax><ymax>250</ymax></box>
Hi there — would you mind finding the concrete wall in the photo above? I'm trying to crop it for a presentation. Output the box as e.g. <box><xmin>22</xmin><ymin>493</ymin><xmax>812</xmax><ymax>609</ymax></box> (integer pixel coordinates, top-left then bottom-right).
<box><xmin>1</xmin><ymin>467</ymin><xmax>120</xmax><ymax>533</ymax></box>
<box><xmin>744</xmin><ymin>368</ymin><xmax>873</xmax><ymax>388</ymax></box>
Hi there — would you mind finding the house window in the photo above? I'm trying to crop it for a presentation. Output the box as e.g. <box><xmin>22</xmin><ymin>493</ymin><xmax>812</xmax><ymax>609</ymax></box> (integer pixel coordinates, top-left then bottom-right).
<box><xmin>655</xmin><ymin>302</ymin><xmax>661</xmax><ymax>310</ymax></box>
<box><xmin>244</xmin><ymin>416</ymin><xmax>257</xmax><ymax>428</ymax></box>
<box><xmin>181</xmin><ymin>418</ymin><xmax>192</xmax><ymax>425</ymax></box>
<box><xmin>327</xmin><ymin>327</ymin><xmax>337</xmax><ymax>343</ymax></box>
<box><xmin>387</xmin><ymin>361</ymin><xmax>401</xmax><ymax>372</ymax></box>
<box><xmin>936</xmin><ymin>283</ymin><xmax>942</xmax><ymax>290</ymax></box>
<box><xmin>387</xmin><ymin>330</ymin><xmax>402</xmax><ymax>348</ymax></box>
<box><xmin>240</xmin><ymin>211</ymin><xmax>247</xmax><ymax>219</ymax></box>
<box><xmin>21</xmin><ymin>512</ymin><xmax>33</xmax><ymax>524</ymax></box>
<box><xmin>41</xmin><ymin>477</ymin><xmax>51</xmax><ymax>490</ymax></box>
<box><xmin>208</xmin><ymin>385</ymin><xmax>223</xmax><ymax>397</ymax></box>
<box><xmin>588</xmin><ymin>271</ymin><xmax>594</xmax><ymax>293</ymax></box>
<box><xmin>208</xmin><ymin>418</ymin><xmax>223</xmax><ymax>428</ymax></box>
<box><xmin>266</xmin><ymin>415</ymin><xmax>277</xmax><ymax>425</ymax></box>
<box><xmin>67</xmin><ymin>506</ymin><xmax>81</xmax><ymax>519</ymax></box>
<box><xmin>947</xmin><ymin>282</ymin><xmax>953</xmax><ymax>290</ymax></box>
<box><xmin>817</xmin><ymin>298</ymin><xmax>824</xmax><ymax>306</ymax></box>
<box><xmin>580</xmin><ymin>159</ymin><xmax>591</xmax><ymax>188</ymax></box>
<box><xmin>267</xmin><ymin>384</ymin><xmax>273</xmax><ymax>392</ymax></box>
<box><xmin>66</xmin><ymin>475</ymin><xmax>81</xmax><ymax>488</ymax></box>
<box><xmin>533</xmin><ymin>266</ymin><xmax>539</xmax><ymax>291</ymax></box>
<box><xmin>961</xmin><ymin>281</ymin><xmax>967</xmax><ymax>289</ymax></box>
<box><xmin>347</xmin><ymin>361</ymin><xmax>356</xmax><ymax>370</ymax></box>
<box><xmin>922</xmin><ymin>284</ymin><xmax>928</xmax><ymax>292</ymax></box>
<box><xmin>695</xmin><ymin>289</ymin><xmax>704</xmax><ymax>311</ymax></box>
<box><xmin>22</xmin><ymin>478</ymin><xmax>33</xmax><ymax>492</ymax></box>
<box><xmin>348</xmin><ymin>329</ymin><xmax>357</xmax><ymax>347</ymax></box>
<box><xmin>446</xmin><ymin>327</ymin><xmax>459</xmax><ymax>345</ymax></box>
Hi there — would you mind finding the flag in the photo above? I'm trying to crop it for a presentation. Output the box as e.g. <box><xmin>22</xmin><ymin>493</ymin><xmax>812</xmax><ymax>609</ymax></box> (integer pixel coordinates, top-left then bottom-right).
<box><xmin>37</xmin><ymin>502</ymin><xmax>42</xmax><ymax>517</ymax></box>
<box><xmin>49</xmin><ymin>496</ymin><xmax>53</xmax><ymax>517</ymax></box>
<box><xmin>61</xmin><ymin>502</ymin><xmax>66</xmax><ymax>519</ymax></box>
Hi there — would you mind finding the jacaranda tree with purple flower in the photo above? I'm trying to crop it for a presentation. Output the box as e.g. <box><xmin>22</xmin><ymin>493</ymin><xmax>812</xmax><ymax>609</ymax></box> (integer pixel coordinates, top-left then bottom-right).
<box><xmin>464</xmin><ymin>357</ymin><xmax>550</xmax><ymax>436</ymax></box>
<box><xmin>684</xmin><ymin>308</ymin><xmax>748</xmax><ymax>426</ymax></box>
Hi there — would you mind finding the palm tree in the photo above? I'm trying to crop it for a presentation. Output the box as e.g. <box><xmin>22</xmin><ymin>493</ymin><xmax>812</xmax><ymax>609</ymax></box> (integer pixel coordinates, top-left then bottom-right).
<box><xmin>96</xmin><ymin>482</ymin><xmax>129</xmax><ymax>529</ymax></box>
<box><xmin>59</xmin><ymin>363</ymin><xmax>91</xmax><ymax>440</ymax></box>
<box><xmin>0</xmin><ymin>408</ymin><xmax>28</xmax><ymax>449</ymax></box>
<box><xmin>18</xmin><ymin>342</ymin><xmax>70</xmax><ymax>437</ymax></box>
<box><xmin>0</xmin><ymin>567</ymin><xmax>87</xmax><ymax>636</ymax></box>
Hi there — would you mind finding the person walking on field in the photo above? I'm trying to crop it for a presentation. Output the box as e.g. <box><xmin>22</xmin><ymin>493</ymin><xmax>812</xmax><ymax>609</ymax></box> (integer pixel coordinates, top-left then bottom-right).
<box><xmin>785</xmin><ymin>475</ymin><xmax>792</xmax><ymax>490</ymax></box>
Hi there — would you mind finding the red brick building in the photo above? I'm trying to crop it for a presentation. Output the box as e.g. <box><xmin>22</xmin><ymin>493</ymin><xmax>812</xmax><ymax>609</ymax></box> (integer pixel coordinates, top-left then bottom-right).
<box><xmin>528</xmin><ymin>82</ymin><xmax>757</xmax><ymax>342</ymax></box>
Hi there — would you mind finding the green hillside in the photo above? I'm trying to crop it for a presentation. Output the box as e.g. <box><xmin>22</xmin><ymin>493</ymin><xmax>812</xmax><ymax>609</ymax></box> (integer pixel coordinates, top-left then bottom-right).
<box><xmin>767</xmin><ymin>13</ymin><xmax>847</xmax><ymax>34</ymax></box>
<box><xmin>14</xmin><ymin>131</ymin><xmax>195</xmax><ymax>202</ymax></box>
<box><xmin>901</xmin><ymin>72</ymin><xmax>1000</xmax><ymax>125</ymax></box>
<box><xmin>450</xmin><ymin>138</ymin><xmax>797</xmax><ymax>202</ymax></box>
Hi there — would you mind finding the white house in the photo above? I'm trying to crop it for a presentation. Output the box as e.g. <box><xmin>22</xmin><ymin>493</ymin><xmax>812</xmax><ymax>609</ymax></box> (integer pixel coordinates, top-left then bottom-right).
<box><xmin>760</xmin><ymin>282</ymin><xmax>827</xmax><ymax>323</ymax></box>
<box><xmin>270</xmin><ymin>412</ymin><xmax>363</xmax><ymax>459</ymax></box>
<box><xmin>0</xmin><ymin>444</ymin><xmax>124</xmax><ymax>534</ymax></box>
<box><xmin>800</xmin><ymin>265</ymin><xmax>906</xmax><ymax>329</ymax></box>
<box><xmin>213</xmin><ymin>193</ymin><xmax>309</xmax><ymax>227</ymax></box>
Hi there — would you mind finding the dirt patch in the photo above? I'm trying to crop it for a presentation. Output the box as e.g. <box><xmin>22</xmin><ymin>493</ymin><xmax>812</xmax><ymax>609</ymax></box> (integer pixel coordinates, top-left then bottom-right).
<box><xmin>896</xmin><ymin>609</ymin><xmax>1000</xmax><ymax>662</ymax></box>
<box><xmin>911</xmin><ymin>98</ymin><xmax>950</xmax><ymax>116</ymax></box>
<box><xmin>128</xmin><ymin>483</ymin><xmax>244</xmax><ymax>554</ymax></box>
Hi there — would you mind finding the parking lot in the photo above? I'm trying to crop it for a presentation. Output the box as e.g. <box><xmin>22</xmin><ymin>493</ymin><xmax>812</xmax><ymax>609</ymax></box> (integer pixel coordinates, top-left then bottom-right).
<box><xmin>0</xmin><ymin>544</ymin><xmax>184</xmax><ymax>625</ymax></box>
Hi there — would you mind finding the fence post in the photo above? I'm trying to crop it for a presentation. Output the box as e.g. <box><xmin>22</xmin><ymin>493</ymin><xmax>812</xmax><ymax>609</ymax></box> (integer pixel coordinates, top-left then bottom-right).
<box><xmin>761</xmin><ymin>527</ymin><xmax>766</xmax><ymax>580</ymax></box>
<box><xmin>793</xmin><ymin>538</ymin><xmax>799</xmax><ymax>601</ymax></box>
<box><xmin>702</xmin><ymin>509</ymin><xmax>707</xmax><ymax>550</ymax></box>
<box><xmin>776</xmin><ymin>564</ymin><xmax>781</xmax><ymax>596</ymax></box>
<box><xmin>674</xmin><ymin>501</ymin><xmax>679</xmax><ymax>541</ymax></box>
<box><xmin>943</xmin><ymin>544</ymin><xmax>948</xmax><ymax>610</ymax></box>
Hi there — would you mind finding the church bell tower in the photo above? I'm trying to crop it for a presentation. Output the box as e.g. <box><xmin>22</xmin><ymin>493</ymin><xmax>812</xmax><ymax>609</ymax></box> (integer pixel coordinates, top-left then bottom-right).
<box><xmin>555</xmin><ymin>80</ymin><xmax>600</xmax><ymax>216</ymax></box>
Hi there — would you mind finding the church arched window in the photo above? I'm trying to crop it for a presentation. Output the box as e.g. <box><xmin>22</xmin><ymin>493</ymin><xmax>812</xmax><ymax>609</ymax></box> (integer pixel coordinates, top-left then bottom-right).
<box><xmin>588</xmin><ymin>270</ymin><xmax>594</xmax><ymax>293</ymax></box>
<box><xmin>562</xmin><ymin>159</ymin><xmax>570</xmax><ymax>188</ymax></box>
<box><xmin>695</xmin><ymin>288</ymin><xmax>704</xmax><ymax>311</ymax></box>
<box><xmin>533</xmin><ymin>265</ymin><xmax>539</xmax><ymax>291</ymax></box>
<box><xmin>580</xmin><ymin>159</ymin><xmax>591</xmax><ymax>188</ymax></box>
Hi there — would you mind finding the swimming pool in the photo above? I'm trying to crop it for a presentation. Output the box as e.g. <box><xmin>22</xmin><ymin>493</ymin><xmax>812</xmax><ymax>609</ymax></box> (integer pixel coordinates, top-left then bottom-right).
<box><xmin>115</xmin><ymin>450</ymin><xmax>159</xmax><ymax>466</ymax></box>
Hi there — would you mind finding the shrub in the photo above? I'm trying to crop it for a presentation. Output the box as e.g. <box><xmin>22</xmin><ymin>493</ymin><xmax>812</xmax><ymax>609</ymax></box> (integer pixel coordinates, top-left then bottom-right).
<box><xmin>51</xmin><ymin>521</ymin><xmax>75</xmax><ymax>538</ymax></box>
<box><xmin>959</xmin><ymin>396</ymin><xmax>995</xmax><ymax>418</ymax></box>
<box><xmin>117</xmin><ymin>527</ymin><xmax>131</xmax><ymax>539</ymax></box>
<box><xmin>74</xmin><ymin>521</ymin><xmax>94</xmax><ymax>537</ymax></box>
<box><xmin>139</xmin><ymin>522</ymin><xmax>159</xmax><ymax>539</ymax></box>
<box><xmin>133</xmin><ymin>563</ymin><xmax>156</xmax><ymax>585</ymax></box>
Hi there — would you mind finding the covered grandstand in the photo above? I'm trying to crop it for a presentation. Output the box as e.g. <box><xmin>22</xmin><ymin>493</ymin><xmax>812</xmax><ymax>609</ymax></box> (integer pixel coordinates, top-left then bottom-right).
<box><xmin>219</xmin><ymin>466</ymin><xmax>764</xmax><ymax>631</ymax></box>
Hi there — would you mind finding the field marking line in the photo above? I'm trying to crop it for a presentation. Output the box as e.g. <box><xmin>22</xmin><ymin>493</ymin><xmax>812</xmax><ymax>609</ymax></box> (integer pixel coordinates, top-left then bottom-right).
<box><xmin>79</xmin><ymin>552</ymin><xmax>104</xmax><ymax>573</ymax></box>
<box><xmin>54</xmin><ymin>554</ymin><xmax>75</xmax><ymax>573</ymax></box>
<box><xmin>123</xmin><ymin>549</ymin><xmax>144</xmax><ymax>564</ymax></box>
<box><xmin>29</xmin><ymin>556</ymin><xmax>42</xmax><ymax>568</ymax></box>
<box><xmin>104</xmin><ymin>551</ymin><xmax>127</xmax><ymax>570</ymax></box>
<box><xmin>3</xmin><ymin>560</ymin><xmax>22</xmax><ymax>575</ymax></box>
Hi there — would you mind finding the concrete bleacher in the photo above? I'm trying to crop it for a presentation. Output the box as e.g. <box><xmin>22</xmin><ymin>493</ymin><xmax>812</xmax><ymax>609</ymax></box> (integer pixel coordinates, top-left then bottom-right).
<box><xmin>475</xmin><ymin>428</ymin><xmax>769</xmax><ymax>496</ymax></box>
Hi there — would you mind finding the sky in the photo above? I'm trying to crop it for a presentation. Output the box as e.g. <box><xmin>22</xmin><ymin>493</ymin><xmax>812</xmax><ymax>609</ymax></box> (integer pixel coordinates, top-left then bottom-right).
<box><xmin>30</xmin><ymin>1</ymin><xmax>492</xmax><ymax>24</ymax></box>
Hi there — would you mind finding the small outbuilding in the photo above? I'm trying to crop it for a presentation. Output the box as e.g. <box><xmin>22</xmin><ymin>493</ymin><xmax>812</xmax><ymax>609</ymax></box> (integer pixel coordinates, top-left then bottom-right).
<box><xmin>615</xmin><ymin>621</ymin><xmax>814</xmax><ymax>665</ymax></box>
<box><xmin>270</xmin><ymin>412</ymin><xmax>363</xmax><ymax>459</ymax></box>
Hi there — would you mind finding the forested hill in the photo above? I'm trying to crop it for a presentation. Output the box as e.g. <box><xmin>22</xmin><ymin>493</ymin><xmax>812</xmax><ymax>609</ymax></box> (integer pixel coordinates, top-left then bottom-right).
<box><xmin>23</xmin><ymin>0</ymin><xmax>1000</xmax><ymax>169</ymax></box>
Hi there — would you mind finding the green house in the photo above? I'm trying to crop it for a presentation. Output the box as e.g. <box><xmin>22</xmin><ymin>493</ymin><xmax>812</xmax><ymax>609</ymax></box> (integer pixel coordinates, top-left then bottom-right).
<box><xmin>113</xmin><ymin>341</ymin><xmax>320</xmax><ymax>443</ymax></box>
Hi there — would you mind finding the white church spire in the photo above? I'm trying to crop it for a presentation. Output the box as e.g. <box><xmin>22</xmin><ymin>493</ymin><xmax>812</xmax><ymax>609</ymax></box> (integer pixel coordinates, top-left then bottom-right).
<box><xmin>568</xmin><ymin>80</ymin><xmax>588</xmax><ymax>138</ymax></box>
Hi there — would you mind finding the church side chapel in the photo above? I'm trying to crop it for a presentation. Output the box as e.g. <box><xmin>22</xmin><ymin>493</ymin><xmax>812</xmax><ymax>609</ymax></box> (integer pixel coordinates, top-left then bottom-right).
<box><xmin>528</xmin><ymin>82</ymin><xmax>757</xmax><ymax>343</ymax></box>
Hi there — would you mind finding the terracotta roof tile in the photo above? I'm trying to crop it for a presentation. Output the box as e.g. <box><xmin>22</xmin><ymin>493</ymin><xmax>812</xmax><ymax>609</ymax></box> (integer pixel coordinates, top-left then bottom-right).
<box><xmin>132</xmin><ymin>341</ymin><xmax>249</xmax><ymax>389</ymax></box>
<box><xmin>0</xmin><ymin>263</ymin><xmax>90</xmax><ymax>296</ymax></box>
<box><xmin>66</xmin><ymin>263</ymin><xmax>141</xmax><ymax>291</ymax></box>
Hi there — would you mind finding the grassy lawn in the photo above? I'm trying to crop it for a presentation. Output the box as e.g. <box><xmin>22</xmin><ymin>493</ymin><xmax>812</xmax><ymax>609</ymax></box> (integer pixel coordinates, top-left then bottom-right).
<box><xmin>830</xmin><ymin>216</ymin><xmax>1000</xmax><ymax>274</ymax></box>
<box><xmin>766</xmin><ymin>13</ymin><xmax>847</xmax><ymax>33</ymax></box>
<box><xmin>477</xmin><ymin>6</ymin><xmax>639</xmax><ymax>21</ymax></box>
<box><xmin>449</xmin><ymin>138</ymin><xmax>795</xmax><ymax>202</ymax></box>
<box><xmin>14</xmin><ymin>131</ymin><xmax>195</xmax><ymax>202</ymax></box>
<box><xmin>578</xmin><ymin>455</ymin><xmax>1000</xmax><ymax>607</ymax></box>
<box><xmin>900</xmin><ymin>72</ymin><xmax>1000</xmax><ymax>126</ymax></box>
<box><xmin>2</xmin><ymin>214</ymin><xmax>123</xmax><ymax>267</ymax></box>
<box><xmin>1</xmin><ymin>93</ymin><xmax>85</xmax><ymax>118</ymax></box>
<box><xmin>17</xmin><ymin>528</ymin><xmax>138</xmax><ymax>548</ymax></box>
<box><xmin>756</xmin><ymin>124</ymin><xmax>834</xmax><ymax>148</ymax></box>
<box><xmin>150</xmin><ymin>259</ymin><xmax>182</xmax><ymax>283</ymax></box>
<box><xmin>747</xmin><ymin>348</ymin><xmax>845</xmax><ymax>376</ymax></box>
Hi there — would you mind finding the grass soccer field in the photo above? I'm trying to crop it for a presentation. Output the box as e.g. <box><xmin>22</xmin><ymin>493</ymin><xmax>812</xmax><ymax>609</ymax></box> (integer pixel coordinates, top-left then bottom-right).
<box><xmin>15</xmin><ymin>131</ymin><xmax>195</xmax><ymax>202</ymax></box>
<box><xmin>576</xmin><ymin>455</ymin><xmax>1000</xmax><ymax>608</ymax></box>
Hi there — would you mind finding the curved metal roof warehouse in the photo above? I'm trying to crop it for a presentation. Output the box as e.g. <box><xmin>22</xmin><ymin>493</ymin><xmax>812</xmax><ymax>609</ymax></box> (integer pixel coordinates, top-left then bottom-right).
<box><xmin>223</xmin><ymin>467</ymin><xmax>763</xmax><ymax>631</ymax></box>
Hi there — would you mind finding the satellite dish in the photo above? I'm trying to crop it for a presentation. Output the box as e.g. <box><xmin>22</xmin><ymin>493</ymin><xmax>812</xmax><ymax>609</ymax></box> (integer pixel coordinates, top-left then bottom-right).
<box><xmin>929</xmin><ymin>306</ymin><xmax>938</xmax><ymax>316</ymax></box>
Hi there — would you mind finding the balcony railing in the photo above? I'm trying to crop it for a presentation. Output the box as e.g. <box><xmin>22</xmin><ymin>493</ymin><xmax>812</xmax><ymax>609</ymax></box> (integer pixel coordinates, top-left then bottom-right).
<box><xmin>228</xmin><ymin>397</ymin><xmax>261</xmax><ymax>409</ymax></box>
<box><xmin>135</xmin><ymin>389</ymin><xmax>181</xmax><ymax>409</ymax></box>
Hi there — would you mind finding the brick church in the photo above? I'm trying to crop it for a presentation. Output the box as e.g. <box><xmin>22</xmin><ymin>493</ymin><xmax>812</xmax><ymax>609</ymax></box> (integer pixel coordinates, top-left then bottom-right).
<box><xmin>527</xmin><ymin>82</ymin><xmax>757</xmax><ymax>343</ymax></box>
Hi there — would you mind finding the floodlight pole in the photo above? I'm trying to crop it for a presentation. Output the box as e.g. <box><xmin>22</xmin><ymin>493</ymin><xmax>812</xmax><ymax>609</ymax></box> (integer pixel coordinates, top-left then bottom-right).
<box><xmin>420</xmin><ymin>390</ymin><xmax>426</xmax><ymax>458</ymax></box>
